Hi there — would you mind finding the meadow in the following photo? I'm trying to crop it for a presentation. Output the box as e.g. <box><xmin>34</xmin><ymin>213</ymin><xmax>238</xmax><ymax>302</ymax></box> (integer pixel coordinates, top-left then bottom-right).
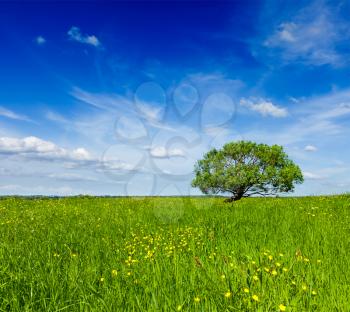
<box><xmin>0</xmin><ymin>195</ymin><xmax>349</xmax><ymax>311</ymax></box>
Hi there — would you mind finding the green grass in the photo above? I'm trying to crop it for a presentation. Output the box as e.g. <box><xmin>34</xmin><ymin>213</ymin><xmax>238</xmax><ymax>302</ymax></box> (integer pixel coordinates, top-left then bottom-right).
<box><xmin>0</xmin><ymin>195</ymin><xmax>349</xmax><ymax>311</ymax></box>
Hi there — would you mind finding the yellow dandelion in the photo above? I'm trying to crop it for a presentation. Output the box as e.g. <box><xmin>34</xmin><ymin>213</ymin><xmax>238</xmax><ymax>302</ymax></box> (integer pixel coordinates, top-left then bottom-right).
<box><xmin>252</xmin><ymin>294</ymin><xmax>259</xmax><ymax>302</ymax></box>
<box><xmin>302</xmin><ymin>285</ymin><xmax>307</xmax><ymax>291</ymax></box>
<box><xmin>279</xmin><ymin>304</ymin><xmax>287</xmax><ymax>311</ymax></box>
<box><xmin>224</xmin><ymin>291</ymin><xmax>232</xmax><ymax>298</ymax></box>
<box><xmin>276</xmin><ymin>262</ymin><xmax>281</xmax><ymax>267</ymax></box>
<box><xmin>282</xmin><ymin>268</ymin><xmax>288</xmax><ymax>272</ymax></box>
<box><xmin>264</xmin><ymin>267</ymin><xmax>270</xmax><ymax>273</ymax></box>
<box><xmin>177</xmin><ymin>305</ymin><xmax>182</xmax><ymax>311</ymax></box>
<box><xmin>111</xmin><ymin>269</ymin><xmax>118</xmax><ymax>277</ymax></box>
<box><xmin>100</xmin><ymin>277</ymin><xmax>105</xmax><ymax>282</ymax></box>
<box><xmin>279</xmin><ymin>253</ymin><xmax>284</xmax><ymax>257</ymax></box>
<box><xmin>268</xmin><ymin>255</ymin><xmax>273</xmax><ymax>261</ymax></box>
<box><xmin>317</xmin><ymin>259</ymin><xmax>322</xmax><ymax>264</ymax></box>
<box><xmin>271</xmin><ymin>270</ymin><xmax>277</xmax><ymax>276</ymax></box>
<box><xmin>127</xmin><ymin>271</ymin><xmax>132</xmax><ymax>277</ymax></box>
<box><xmin>312</xmin><ymin>290</ymin><xmax>317</xmax><ymax>295</ymax></box>
<box><xmin>251</xmin><ymin>261</ymin><xmax>256</xmax><ymax>265</ymax></box>
<box><xmin>243</xmin><ymin>288</ymin><xmax>249</xmax><ymax>293</ymax></box>
<box><xmin>253</xmin><ymin>275</ymin><xmax>259</xmax><ymax>281</ymax></box>
<box><xmin>291</xmin><ymin>281</ymin><xmax>296</xmax><ymax>286</ymax></box>
<box><xmin>220</xmin><ymin>274</ymin><xmax>226</xmax><ymax>280</ymax></box>
<box><xmin>194</xmin><ymin>297</ymin><xmax>200</xmax><ymax>303</ymax></box>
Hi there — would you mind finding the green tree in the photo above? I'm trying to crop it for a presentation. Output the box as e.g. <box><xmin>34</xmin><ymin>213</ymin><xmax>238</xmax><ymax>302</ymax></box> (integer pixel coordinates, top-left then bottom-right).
<box><xmin>192</xmin><ymin>141</ymin><xmax>304</xmax><ymax>201</ymax></box>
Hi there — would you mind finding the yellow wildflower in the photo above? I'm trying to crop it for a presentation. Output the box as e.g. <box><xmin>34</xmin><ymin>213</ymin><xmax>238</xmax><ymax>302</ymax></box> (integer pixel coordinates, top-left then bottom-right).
<box><xmin>282</xmin><ymin>268</ymin><xmax>288</xmax><ymax>272</ymax></box>
<box><xmin>100</xmin><ymin>277</ymin><xmax>105</xmax><ymax>282</ymax></box>
<box><xmin>312</xmin><ymin>290</ymin><xmax>317</xmax><ymax>295</ymax></box>
<box><xmin>194</xmin><ymin>297</ymin><xmax>200</xmax><ymax>303</ymax></box>
<box><xmin>302</xmin><ymin>285</ymin><xmax>307</xmax><ymax>291</ymax></box>
<box><xmin>276</xmin><ymin>262</ymin><xmax>281</xmax><ymax>267</ymax></box>
<box><xmin>177</xmin><ymin>305</ymin><xmax>182</xmax><ymax>311</ymax></box>
<box><xmin>111</xmin><ymin>269</ymin><xmax>118</xmax><ymax>277</ymax></box>
<box><xmin>224</xmin><ymin>291</ymin><xmax>232</xmax><ymax>298</ymax></box>
<box><xmin>271</xmin><ymin>270</ymin><xmax>277</xmax><ymax>276</ymax></box>
<box><xmin>279</xmin><ymin>304</ymin><xmax>287</xmax><ymax>311</ymax></box>
<box><xmin>252</xmin><ymin>294</ymin><xmax>259</xmax><ymax>302</ymax></box>
<box><xmin>220</xmin><ymin>274</ymin><xmax>226</xmax><ymax>280</ymax></box>
<box><xmin>253</xmin><ymin>275</ymin><xmax>259</xmax><ymax>281</ymax></box>
<box><xmin>244</xmin><ymin>288</ymin><xmax>249</xmax><ymax>293</ymax></box>
<box><xmin>268</xmin><ymin>255</ymin><xmax>273</xmax><ymax>260</ymax></box>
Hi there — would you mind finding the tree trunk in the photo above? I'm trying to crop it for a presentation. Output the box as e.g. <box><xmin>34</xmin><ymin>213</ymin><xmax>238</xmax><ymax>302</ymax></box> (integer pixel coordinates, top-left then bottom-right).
<box><xmin>225</xmin><ymin>193</ymin><xmax>243</xmax><ymax>202</ymax></box>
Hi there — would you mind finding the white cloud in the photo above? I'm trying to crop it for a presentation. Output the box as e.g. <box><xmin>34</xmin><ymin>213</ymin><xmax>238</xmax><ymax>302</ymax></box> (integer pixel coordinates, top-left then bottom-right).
<box><xmin>150</xmin><ymin>146</ymin><xmax>186</xmax><ymax>158</ymax></box>
<box><xmin>35</xmin><ymin>36</ymin><xmax>46</xmax><ymax>45</ymax></box>
<box><xmin>0</xmin><ymin>136</ymin><xmax>92</xmax><ymax>162</ymax></box>
<box><xmin>304</xmin><ymin>145</ymin><xmax>317</xmax><ymax>152</ymax></box>
<box><xmin>303</xmin><ymin>171</ymin><xmax>324</xmax><ymax>180</ymax></box>
<box><xmin>0</xmin><ymin>106</ymin><xmax>31</xmax><ymax>121</ymax></box>
<box><xmin>48</xmin><ymin>173</ymin><xmax>97</xmax><ymax>182</ymax></box>
<box><xmin>67</xmin><ymin>26</ymin><xmax>101</xmax><ymax>47</ymax></box>
<box><xmin>240</xmin><ymin>98</ymin><xmax>288</xmax><ymax>117</ymax></box>
<box><xmin>0</xmin><ymin>184</ymin><xmax>74</xmax><ymax>196</ymax></box>
<box><xmin>264</xmin><ymin>3</ymin><xmax>348</xmax><ymax>66</ymax></box>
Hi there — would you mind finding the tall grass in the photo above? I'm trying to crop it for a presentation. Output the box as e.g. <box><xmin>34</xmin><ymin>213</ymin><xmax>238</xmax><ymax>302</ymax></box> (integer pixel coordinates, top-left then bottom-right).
<box><xmin>0</xmin><ymin>195</ymin><xmax>349</xmax><ymax>311</ymax></box>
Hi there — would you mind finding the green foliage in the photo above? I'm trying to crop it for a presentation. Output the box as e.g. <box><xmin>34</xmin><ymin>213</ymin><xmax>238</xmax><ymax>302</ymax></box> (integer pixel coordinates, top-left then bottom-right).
<box><xmin>192</xmin><ymin>141</ymin><xmax>304</xmax><ymax>200</ymax></box>
<box><xmin>0</xmin><ymin>195</ymin><xmax>349</xmax><ymax>311</ymax></box>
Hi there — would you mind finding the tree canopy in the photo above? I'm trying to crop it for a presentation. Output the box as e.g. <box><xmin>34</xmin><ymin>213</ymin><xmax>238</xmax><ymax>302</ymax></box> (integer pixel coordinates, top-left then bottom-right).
<box><xmin>191</xmin><ymin>141</ymin><xmax>304</xmax><ymax>201</ymax></box>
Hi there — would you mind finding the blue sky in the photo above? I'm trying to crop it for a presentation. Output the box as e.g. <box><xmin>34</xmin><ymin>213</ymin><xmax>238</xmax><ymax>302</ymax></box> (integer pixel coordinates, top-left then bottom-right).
<box><xmin>1</xmin><ymin>0</ymin><xmax>350</xmax><ymax>196</ymax></box>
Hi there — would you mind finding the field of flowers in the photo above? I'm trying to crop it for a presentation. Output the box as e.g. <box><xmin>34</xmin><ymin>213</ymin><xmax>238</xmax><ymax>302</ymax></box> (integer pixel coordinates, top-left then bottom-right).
<box><xmin>0</xmin><ymin>195</ymin><xmax>349</xmax><ymax>311</ymax></box>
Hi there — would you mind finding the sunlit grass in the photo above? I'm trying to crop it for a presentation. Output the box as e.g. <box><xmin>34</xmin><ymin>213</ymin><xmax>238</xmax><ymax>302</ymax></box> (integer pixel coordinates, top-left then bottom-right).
<box><xmin>0</xmin><ymin>195</ymin><xmax>349</xmax><ymax>311</ymax></box>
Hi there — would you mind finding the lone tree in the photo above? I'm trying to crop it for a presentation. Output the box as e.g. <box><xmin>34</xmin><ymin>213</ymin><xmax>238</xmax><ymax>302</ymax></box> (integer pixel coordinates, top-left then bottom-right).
<box><xmin>192</xmin><ymin>141</ymin><xmax>303</xmax><ymax>202</ymax></box>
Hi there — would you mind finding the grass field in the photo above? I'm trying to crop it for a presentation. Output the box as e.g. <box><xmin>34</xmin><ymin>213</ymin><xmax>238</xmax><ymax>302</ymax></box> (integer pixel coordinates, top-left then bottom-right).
<box><xmin>0</xmin><ymin>195</ymin><xmax>349</xmax><ymax>311</ymax></box>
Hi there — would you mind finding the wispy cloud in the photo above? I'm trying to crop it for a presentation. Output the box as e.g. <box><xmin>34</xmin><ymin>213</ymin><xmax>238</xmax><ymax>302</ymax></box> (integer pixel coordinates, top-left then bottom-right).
<box><xmin>35</xmin><ymin>36</ymin><xmax>46</xmax><ymax>45</ymax></box>
<box><xmin>263</xmin><ymin>2</ymin><xmax>350</xmax><ymax>66</ymax></box>
<box><xmin>48</xmin><ymin>173</ymin><xmax>97</xmax><ymax>182</ymax></box>
<box><xmin>240</xmin><ymin>98</ymin><xmax>288</xmax><ymax>117</ymax></box>
<box><xmin>67</xmin><ymin>26</ymin><xmax>101</xmax><ymax>47</ymax></box>
<box><xmin>0</xmin><ymin>184</ymin><xmax>74</xmax><ymax>196</ymax></box>
<box><xmin>0</xmin><ymin>106</ymin><xmax>31</xmax><ymax>122</ymax></box>
<box><xmin>71</xmin><ymin>87</ymin><xmax>176</xmax><ymax>132</ymax></box>
<box><xmin>303</xmin><ymin>171</ymin><xmax>324</xmax><ymax>180</ymax></box>
<box><xmin>241</xmin><ymin>88</ymin><xmax>350</xmax><ymax>147</ymax></box>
